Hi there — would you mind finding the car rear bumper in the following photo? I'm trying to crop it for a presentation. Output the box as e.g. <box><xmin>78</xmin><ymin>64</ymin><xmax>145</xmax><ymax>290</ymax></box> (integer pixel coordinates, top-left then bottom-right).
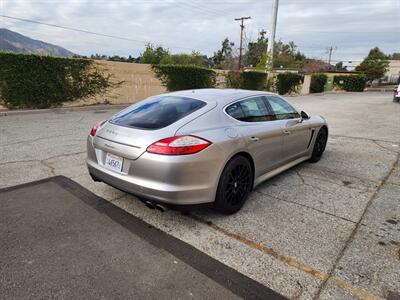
<box><xmin>86</xmin><ymin>136</ymin><xmax>225</xmax><ymax>205</ymax></box>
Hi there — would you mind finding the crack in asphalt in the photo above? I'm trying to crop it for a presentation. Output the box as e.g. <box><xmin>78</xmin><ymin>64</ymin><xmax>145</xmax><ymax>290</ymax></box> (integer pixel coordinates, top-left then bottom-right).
<box><xmin>307</xmin><ymin>165</ymin><xmax>381</xmax><ymax>186</ymax></box>
<box><xmin>0</xmin><ymin>133</ymin><xmax>76</xmax><ymax>147</ymax></box>
<box><xmin>0</xmin><ymin>151</ymin><xmax>86</xmax><ymax>169</ymax></box>
<box><xmin>40</xmin><ymin>160</ymin><xmax>56</xmax><ymax>176</ymax></box>
<box><xmin>313</xmin><ymin>152</ymin><xmax>400</xmax><ymax>300</ymax></box>
<box><xmin>371</xmin><ymin>139</ymin><xmax>400</xmax><ymax>154</ymax></box>
<box><xmin>254</xmin><ymin>189</ymin><xmax>357</xmax><ymax>224</ymax></box>
<box><xmin>331</xmin><ymin>134</ymin><xmax>400</xmax><ymax>145</ymax></box>
<box><xmin>0</xmin><ymin>134</ymin><xmax>87</xmax><ymax>148</ymax></box>
<box><xmin>297</xmin><ymin>170</ymin><xmax>375</xmax><ymax>192</ymax></box>
<box><xmin>191</xmin><ymin>213</ymin><xmax>384</xmax><ymax>300</ymax></box>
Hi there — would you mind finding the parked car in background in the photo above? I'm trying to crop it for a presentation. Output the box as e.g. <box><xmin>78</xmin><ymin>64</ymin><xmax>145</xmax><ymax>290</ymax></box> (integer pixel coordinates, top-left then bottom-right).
<box><xmin>87</xmin><ymin>89</ymin><xmax>328</xmax><ymax>214</ymax></box>
<box><xmin>394</xmin><ymin>84</ymin><xmax>400</xmax><ymax>103</ymax></box>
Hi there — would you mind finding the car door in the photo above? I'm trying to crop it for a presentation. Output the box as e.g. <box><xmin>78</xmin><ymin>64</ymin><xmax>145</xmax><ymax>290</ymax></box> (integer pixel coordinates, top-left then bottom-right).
<box><xmin>266</xmin><ymin>95</ymin><xmax>313</xmax><ymax>161</ymax></box>
<box><xmin>225</xmin><ymin>96</ymin><xmax>285</xmax><ymax>177</ymax></box>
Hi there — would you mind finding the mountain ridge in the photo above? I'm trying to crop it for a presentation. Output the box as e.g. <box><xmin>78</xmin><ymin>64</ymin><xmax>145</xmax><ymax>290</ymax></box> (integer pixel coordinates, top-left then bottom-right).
<box><xmin>0</xmin><ymin>28</ymin><xmax>75</xmax><ymax>57</ymax></box>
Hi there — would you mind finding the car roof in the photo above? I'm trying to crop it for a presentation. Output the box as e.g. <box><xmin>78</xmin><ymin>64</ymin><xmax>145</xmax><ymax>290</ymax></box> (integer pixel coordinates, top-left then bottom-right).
<box><xmin>161</xmin><ymin>89</ymin><xmax>276</xmax><ymax>106</ymax></box>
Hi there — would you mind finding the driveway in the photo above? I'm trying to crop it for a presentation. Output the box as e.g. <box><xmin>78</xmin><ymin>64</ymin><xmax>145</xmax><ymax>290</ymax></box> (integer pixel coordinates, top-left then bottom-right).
<box><xmin>1</xmin><ymin>92</ymin><xmax>399</xmax><ymax>299</ymax></box>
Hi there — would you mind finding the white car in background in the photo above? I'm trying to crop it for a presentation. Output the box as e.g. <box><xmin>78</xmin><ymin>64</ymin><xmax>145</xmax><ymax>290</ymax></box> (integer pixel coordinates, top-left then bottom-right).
<box><xmin>394</xmin><ymin>84</ymin><xmax>400</xmax><ymax>103</ymax></box>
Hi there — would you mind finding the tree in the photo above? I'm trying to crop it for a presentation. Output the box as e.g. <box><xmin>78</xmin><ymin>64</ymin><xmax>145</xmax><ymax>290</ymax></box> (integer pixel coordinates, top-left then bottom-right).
<box><xmin>355</xmin><ymin>47</ymin><xmax>389</xmax><ymax>81</ymax></box>
<box><xmin>300</xmin><ymin>59</ymin><xmax>331</xmax><ymax>73</ymax></box>
<box><xmin>273</xmin><ymin>40</ymin><xmax>305</xmax><ymax>68</ymax></box>
<box><xmin>334</xmin><ymin>61</ymin><xmax>347</xmax><ymax>71</ymax></box>
<box><xmin>390</xmin><ymin>53</ymin><xmax>400</xmax><ymax>60</ymax></box>
<box><xmin>160</xmin><ymin>51</ymin><xmax>204</xmax><ymax>67</ymax></box>
<box><xmin>244</xmin><ymin>30</ymin><xmax>268</xmax><ymax>67</ymax></box>
<box><xmin>213</xmin><ymin>38</ymin><xmax>235</xmax><ymax>69</ymax></box>
<box><xmin>243</xmin><ymin>31</ymin><xmax>305</xmax><ymax>69</ymax></box>
<box><xmin>255</xmin><ymin>52</ymin><xmax>268</xmax><ymax>70</ymax></box>
<box><xmin>139</xmin><ymin>43</ymin><xmax>170</xmax><ymax>65</ymax></box>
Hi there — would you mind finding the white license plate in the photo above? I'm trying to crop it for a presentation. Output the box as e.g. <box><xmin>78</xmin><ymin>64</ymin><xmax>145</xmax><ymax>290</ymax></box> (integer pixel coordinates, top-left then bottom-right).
<box><xmin>105</xmin><ymin>153</ymin><xmax>123</xmax><ymax>173</ymax></box>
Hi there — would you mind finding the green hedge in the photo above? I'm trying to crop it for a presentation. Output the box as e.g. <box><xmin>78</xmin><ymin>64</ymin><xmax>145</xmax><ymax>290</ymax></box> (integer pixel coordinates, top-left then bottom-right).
<box><xmin>225</xmin><ymin>71</ymin><xmax>242</xmax><ymax>88</ymax></box>
<box><xmin>242</xmin><ymin>71</ymin><xmax>267</xmax><ymax>90</ymax></box>
<box><xmin>152</xmin><ymin>64</ymin><xmax>215</xmax><ymax>91</ymax></box>
<box><xmin>226</xmin><ymin>71</ymin><xmax>267</xmax><ymax>90</ymax></box>
<box><xmin>333</xmin><ymin>75</ymin><xmax>367</xmax><ymax>92</ymax></box>
<box><xmin>310</xmin><ymin>74</ymin><xmax>327</xmax><ymax>93</ymax></box>
<box><xmin>275</xmin><ymin>72</ymin><xmax>304</xmax><ymax>95</ymax></box>
<box><xmin>0</xmin><ymin>52</ymin><xmax>115</xmax><ymax>109</ymax></box>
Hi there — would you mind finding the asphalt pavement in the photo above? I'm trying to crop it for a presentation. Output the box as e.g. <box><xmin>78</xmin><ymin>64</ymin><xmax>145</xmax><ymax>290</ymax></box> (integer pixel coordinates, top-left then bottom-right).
<box><xmin>0</xmin><ymin>92</ymin><xmax>399</xmax><ymax>299</ymax></box>
<box><xmin>0</xmin><ymin>176</ymin><xmax>280</xmax><ymax>300</ymax></box>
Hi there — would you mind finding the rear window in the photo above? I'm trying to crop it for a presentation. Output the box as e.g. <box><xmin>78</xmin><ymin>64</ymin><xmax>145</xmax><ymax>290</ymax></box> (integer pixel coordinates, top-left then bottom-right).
<box><xmin>110</xmin><ymin>96</ymin><xmax>206</xmax><ymax>130</ymax></box>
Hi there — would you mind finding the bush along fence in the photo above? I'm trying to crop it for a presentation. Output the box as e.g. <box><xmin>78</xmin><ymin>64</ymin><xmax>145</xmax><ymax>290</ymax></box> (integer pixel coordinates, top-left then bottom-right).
<box><xmin>333</xmin><ymin>74</ymin><xmax>367</xmax><ymax>92</ymax></box>
<box><xmin>310</xmin><ymin>74</ymin><xmax>327</xmax><ymax>93</ymax></box>
<box><xmin>152</xmin><ymin>64</ymin><xmax>216</xmax><ymax>91</ymax></box>
<box><xmin>226</xmin><ymin>71</ymin><xmax>267</xmax><ymax>91</ymax></box>
<box><xmin>275</xmin><ymin>72</ymin><xmax>304</xmax><ymax>95</ymax></box>
<box><xmin>0</xmin><ymin>52</ymin><xmax>118</xmax><ymax>109</ymax></box>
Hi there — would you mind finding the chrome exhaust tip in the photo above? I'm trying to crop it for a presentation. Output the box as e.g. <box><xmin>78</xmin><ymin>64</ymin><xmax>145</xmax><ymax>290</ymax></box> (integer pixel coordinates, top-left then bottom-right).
<box><xmin>144</xmin><ymin>201</ymin><xmax>155</xmax><ymax>209</ymax></box>
<box><xmin>155</xmin><ymin>204</ymin><xmax>166</xmax><ymax>212</ymax></box>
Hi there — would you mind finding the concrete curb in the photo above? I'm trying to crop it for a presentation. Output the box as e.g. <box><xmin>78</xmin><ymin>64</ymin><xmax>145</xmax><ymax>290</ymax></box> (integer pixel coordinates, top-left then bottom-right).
<box><xmin>0</xmin><ymin>103</ymin><xmax>131</xmax><ymax>117</ymax></box>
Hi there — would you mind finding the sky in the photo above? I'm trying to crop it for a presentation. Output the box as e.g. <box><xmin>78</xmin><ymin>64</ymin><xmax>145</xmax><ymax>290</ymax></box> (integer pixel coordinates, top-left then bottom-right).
<box><xmin>0</xmin><ymin>0</ymin><xmax>399</xmax><ymax>64</ymax></box>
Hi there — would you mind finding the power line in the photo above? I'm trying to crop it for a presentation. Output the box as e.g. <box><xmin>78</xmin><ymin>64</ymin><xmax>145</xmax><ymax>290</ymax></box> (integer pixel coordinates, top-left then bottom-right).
<box><xmin>0</xmin><ymin>14</ymin><xmax>210</xmax><ymax>52</ymax></box>
<box><xmin>175</xmin><ymin>2</ymin><xmax>222</xmax><ymax>18</ymax></box>
<box><xmin>178</xmin><ymin>1</ymin><xmax>228</xmax><ymax>18</ymax></box>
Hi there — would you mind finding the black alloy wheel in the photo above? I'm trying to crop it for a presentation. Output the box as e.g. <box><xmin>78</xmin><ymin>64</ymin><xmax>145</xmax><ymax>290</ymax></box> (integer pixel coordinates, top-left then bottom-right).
<box><xmin>214</xmin><ymin>156</ymin><xmax>253</xmax><ymax>214</ymax></box>
<box><xmin>309</xmin><ymin>128</ymin><xmax>327</xmax><ymax>163</ymax></box>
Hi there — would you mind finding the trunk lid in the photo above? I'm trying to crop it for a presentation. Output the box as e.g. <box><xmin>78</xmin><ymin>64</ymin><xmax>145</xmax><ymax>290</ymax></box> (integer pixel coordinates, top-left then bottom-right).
<box><xmin>94</xmin><ymin>99</ymin><xmax>217</xmax><ymax>159</ymax></box>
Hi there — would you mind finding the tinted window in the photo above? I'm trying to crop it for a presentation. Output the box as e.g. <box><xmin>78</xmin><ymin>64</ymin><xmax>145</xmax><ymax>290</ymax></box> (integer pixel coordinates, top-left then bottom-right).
<box><xmin>226</xmin><ymin>97</ymin><xmax>274</xmax><ymax>122</ymax></box>
<box><xmin>110</xmin><ymin>96</ymin><xmax>206</xmax><ymax>129</ymax></box>
<box><xmin>267</xmin><ymin>96</ymin><xmax>300</xmax><ymax>120</ymax></box>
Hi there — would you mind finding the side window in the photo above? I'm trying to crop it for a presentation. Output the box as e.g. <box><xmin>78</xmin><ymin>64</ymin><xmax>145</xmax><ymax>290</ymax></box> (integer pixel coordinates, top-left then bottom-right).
<box><xmin>267</xmin><ymin>96</ymin><xmax>300</xmax><ymax>120</ymax></box>
<box><xmin>226</xmin><ymin>96</ymin><xmax>275</xmax><ymax>122</ymax></box>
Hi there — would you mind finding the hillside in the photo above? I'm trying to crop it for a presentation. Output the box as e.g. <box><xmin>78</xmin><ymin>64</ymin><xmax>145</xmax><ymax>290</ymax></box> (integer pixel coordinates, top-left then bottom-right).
<box><xmin>0</xmin><ymin>28</ymin><xmax>75</xmax><ymax>57</ymax></box>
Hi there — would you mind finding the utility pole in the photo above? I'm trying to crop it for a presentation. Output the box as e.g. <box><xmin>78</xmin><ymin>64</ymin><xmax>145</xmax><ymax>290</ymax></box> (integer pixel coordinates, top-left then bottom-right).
<box><xmin>266</xmin><ymin>0</ymin><xmax>279</xmax><ymax>70</ymax></box>
<box><xmin>327</xmin><ymin>46</ymin><xmax>337</xmax><ymax>69</ymax></box>
<box><xmin>235</xmin><ymin>16</ymin><xmax>251</xmax><ymax>70</ymax></box>
<box><xmin>328</xmin><ymin>47</ymin><xmax>333</xmax><ymax>65</ymax></box>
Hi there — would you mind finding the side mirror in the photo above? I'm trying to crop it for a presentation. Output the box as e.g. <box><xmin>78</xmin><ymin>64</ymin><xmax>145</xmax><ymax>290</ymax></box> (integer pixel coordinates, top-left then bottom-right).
<box><xmin>301</xmin><ymin>111</ymin><xmax>309</xmax><ymax>120</ymax></box>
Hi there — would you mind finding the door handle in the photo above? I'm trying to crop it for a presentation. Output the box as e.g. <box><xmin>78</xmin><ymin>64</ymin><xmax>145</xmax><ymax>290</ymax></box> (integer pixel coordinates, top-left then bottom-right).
<box><xmin>249</xmin><ymin>136</ymin><xmax>259</xmax><ymax>141</ymax></box>
<box><xmin>283</xmin><ymin>130</ymin><xmax>291</xmax><ymax>135</ymax></box>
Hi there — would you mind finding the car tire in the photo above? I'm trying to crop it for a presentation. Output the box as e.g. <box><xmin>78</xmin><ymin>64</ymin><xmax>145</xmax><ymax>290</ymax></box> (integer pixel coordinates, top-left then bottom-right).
<box><xmin>309</xmin><ymin>128</ymin><xmax>328</xmax><ymax>163</ymax></box>
<box><xmin>214</xmin><ymin>156</ymin><xmax>253</xmax><ymax>214</ymax></box>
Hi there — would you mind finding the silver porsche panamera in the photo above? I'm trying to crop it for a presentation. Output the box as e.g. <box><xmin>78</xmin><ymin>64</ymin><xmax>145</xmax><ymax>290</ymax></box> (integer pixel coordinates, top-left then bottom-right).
<box><xmin>87</xmin><ymin>89</ymin><xmax>328</xmax><ymax>214</ymax></box>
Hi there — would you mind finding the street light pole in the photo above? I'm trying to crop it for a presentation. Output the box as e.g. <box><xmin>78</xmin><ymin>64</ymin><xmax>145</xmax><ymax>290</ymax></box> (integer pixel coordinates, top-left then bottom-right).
<box><xmin>266</xmin><ymin>0</ymin><xmax>279</xmax><ymax>70</ymax></box>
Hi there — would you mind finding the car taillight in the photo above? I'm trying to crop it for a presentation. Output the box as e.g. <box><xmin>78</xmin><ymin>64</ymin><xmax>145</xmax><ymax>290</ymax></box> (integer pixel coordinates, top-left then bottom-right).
<box><xmin>147</xmin><ymin>135</ymin><xmax>211</xmax><ymax>155</ymax></box>
<box><xmin>90</xmin><ymin>120</ymin><xmax>106</xmax><ymax>137</ymax></box>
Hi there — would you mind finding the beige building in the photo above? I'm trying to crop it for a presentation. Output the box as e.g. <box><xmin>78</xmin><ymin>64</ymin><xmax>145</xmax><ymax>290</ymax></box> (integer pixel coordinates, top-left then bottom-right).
<box><xmin>384</xmin><ymin>60</ymin><xmax>400</xmax><ymax>83</ymax></box>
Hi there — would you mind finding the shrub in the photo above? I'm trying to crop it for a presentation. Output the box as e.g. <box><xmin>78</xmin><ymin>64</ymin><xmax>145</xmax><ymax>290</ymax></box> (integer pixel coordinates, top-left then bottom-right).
<box><xmin>152</xmin><ymin>64</ymin><xmax>215</xmax><ymax>91</ymax></box>
<box><xmin>225</xmin><ymin>71</ymin><xmax>267</xmax><ymax>90</ymax></box>
<box><xmin>0</xmin><ymin>53</ymin><xmax>116</xmax><ymax>109</ymax></box>
<box><xmin>310</xmin><ymin>74</ymin><xmax>327</xmax><ymax>93</ymax></box>
<box><xmin>333</xmin><ymin>75</ymin><xmax>367</xmax><ymax>92</ymax></box>
<box><xmin>275</xmin><ymin>72</ymin><xmax>304</xmax><ymax>95</ymax></box>
<box><xmin>241</xmin><ymin>71</ymin><xmax>267</xmax><ymax>90</ymax></box>
<box><xmin>226</xmin><ymin>71</ymin><xmax>242</xmax><ymax>88</ymax></box>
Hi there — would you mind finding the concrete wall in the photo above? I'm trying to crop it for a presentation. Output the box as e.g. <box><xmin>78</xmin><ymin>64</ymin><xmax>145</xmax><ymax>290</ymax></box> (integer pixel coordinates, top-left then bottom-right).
<box><xmin>63</xmin><ymin>60</ymin><xmax>166</xmax><ymax>107</ymax></box>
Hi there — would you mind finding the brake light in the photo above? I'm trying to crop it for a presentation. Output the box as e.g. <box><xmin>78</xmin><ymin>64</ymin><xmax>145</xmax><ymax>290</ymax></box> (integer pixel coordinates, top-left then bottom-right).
<box><xmin>90</xmin><ymin>120</ymin><xmax>106</xmax><ymax>137</ymax></box>
<box><xmin>147</xmin><ymin>135</ymin><xmax>211</xmax><ymax>155</ymax></box>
